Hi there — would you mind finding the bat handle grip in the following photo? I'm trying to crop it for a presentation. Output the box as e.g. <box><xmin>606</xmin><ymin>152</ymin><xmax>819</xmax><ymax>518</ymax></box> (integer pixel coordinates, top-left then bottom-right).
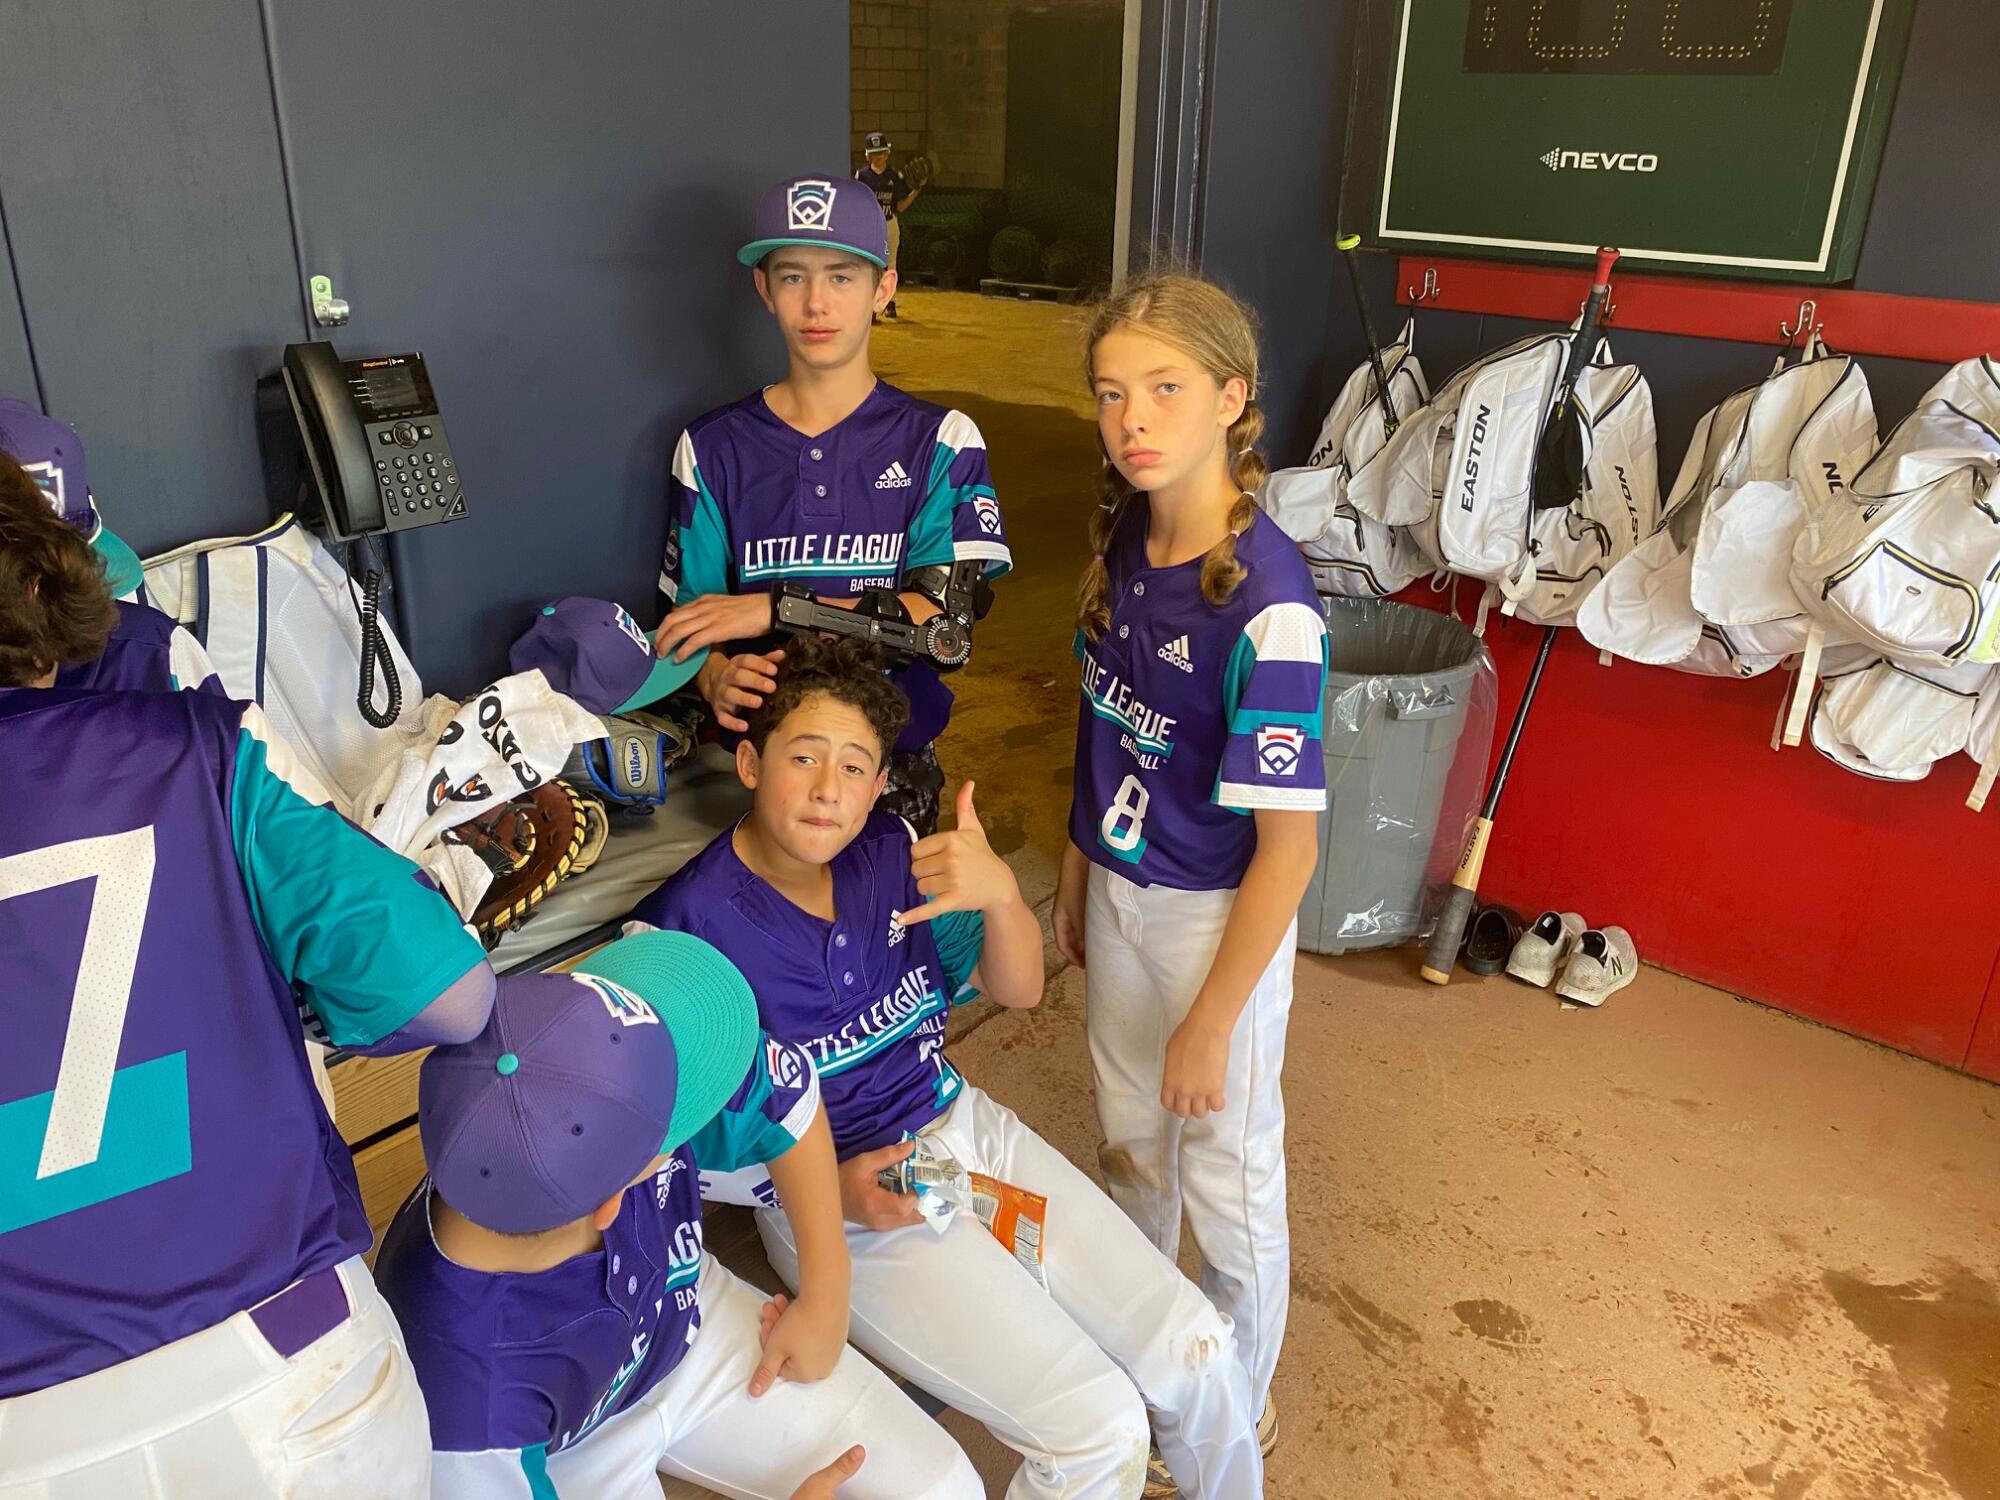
<box><xmin>1421</xmin><ymin>885</ymin><xmax>1478</xmax><ymax>985</ymax></box>
<box><xmin>1592</xmin><ymin>246</ymin><xmax>1621</xmax><ymax>288</ymax></box>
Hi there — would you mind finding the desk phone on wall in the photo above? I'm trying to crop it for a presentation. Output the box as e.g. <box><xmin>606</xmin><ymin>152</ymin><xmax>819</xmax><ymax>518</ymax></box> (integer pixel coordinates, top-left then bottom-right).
<box><xmin>280</xmin><ymin>340</ymin><xmax>467</xmax><ymax>541</ymax></box>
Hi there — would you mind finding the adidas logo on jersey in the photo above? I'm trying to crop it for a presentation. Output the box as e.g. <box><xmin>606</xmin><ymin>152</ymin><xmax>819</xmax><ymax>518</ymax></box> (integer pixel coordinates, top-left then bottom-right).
<box><xmin>1156</xmin><ymin>634</ymin><xmax>1195</xmax><ymax>673</ymax></box>
<box><xmin>887</xmin><ymin>913</ymin><xmax>908</xmax><ymax>947</ymax></box>
<box><xmin>875</xmin><ymin>461</ymin><xmax>914</xmax><ymax>489</ymax></box>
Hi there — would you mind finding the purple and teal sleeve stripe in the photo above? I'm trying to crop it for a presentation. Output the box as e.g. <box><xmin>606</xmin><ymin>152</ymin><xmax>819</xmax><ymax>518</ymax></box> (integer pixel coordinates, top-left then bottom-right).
<box><xmin>663</xmin><ymin>429</ymin><xmax>731</xmax><ymax>603</ymax></box>
<box><xmin>227</xmin><ymin>705</ymin><xmax>487</xmax><ymax>1047</ymax></box>
<box><xmin>908</xmin><ymin>410</ymin><xmax>1010</xmax><ymax>575</ymax></box>
<box><xmin>1214</xmin><ymin>601</ymin><xmax>1330</xmax><ymax>812</ymax></box>
<box><xmin>685</xmin><ymin>1034</ymin><xmax>821</xmax><ymax>1173</ymax></box>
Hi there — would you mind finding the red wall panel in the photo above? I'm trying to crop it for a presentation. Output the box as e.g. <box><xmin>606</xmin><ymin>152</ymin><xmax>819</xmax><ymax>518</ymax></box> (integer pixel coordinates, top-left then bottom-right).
<box><xmin>1408</xmin><ymin>595</ymin><xmax>2000</xmax><ymax>1078</ymax></box>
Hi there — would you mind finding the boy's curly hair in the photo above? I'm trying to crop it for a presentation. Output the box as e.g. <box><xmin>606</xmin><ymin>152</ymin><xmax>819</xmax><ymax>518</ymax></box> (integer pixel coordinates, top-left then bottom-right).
<box><xmin>743</xmin><ymin>633</ymin><xmax>910</xmax><ymax>766</ymax></box>
<box><xmin>0</xmin><ymin>449</ymin><xmax>117</xmax><ymax>686</ymax></box>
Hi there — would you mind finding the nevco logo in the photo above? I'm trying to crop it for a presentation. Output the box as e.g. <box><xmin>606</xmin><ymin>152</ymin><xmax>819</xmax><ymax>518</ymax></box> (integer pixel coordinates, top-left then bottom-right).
<box><xmin>1459</xmin><ymin>404</ymin><xmax>1491</xmax><ymax>513</ymax></box>
<box><xmin>1540</xmin><ymin>148</ymin><xmax>1659</xmax><ymax>173</ymax></box>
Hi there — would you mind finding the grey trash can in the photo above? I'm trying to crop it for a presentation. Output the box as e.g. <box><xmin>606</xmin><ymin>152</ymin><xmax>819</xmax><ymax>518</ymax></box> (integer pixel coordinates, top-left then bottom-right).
<box><xmin>1298</xmin><ymin>598</ymin><xmax>1491</xmax><ymax>955</ymax></box>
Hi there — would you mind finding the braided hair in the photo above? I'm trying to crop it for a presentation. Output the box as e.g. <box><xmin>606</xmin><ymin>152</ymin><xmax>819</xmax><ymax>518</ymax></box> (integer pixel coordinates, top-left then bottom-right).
<box><xmin>1077</xmin><ymin>273</ymin><xmax>1266</xmax><ymax>642</ymax></box>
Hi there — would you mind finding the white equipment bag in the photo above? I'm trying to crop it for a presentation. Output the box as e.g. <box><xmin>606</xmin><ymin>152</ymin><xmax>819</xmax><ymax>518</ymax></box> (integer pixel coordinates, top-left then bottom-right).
<box><xmin>1808</xmin><ymin>655</ymin><xmax>1993</xmax><ymax>784</ymax></box>
<box><xmin>1263</xmin><ymin>321</ymin><xmax>1431</xmax><ymax>598</ymax></box>
<box><xmin>1349</xmin><ymin>329</ymin><xmax>1656</xmax><ymax>625</ymax></box>
<box><xmin>1505</xmin><ymin>348</ymin><xmax>1661</xmax><ymax>627</ymax></box>
<box><xmin>1791</xmin><ymin>356</ymin><xmax>2000</xmax><ymax>667</ymax></box>
<box><xmin>1580</xmin><ymin>341</ymin><xmax>1877</xmax><ymax>677</ymax></box>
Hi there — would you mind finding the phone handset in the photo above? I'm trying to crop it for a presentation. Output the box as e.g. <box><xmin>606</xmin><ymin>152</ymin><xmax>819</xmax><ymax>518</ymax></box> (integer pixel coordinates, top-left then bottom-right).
<box><xmin>278</xmin><ymin>340</ymin><xmax>467</xmax><ymax>726</ymax></box>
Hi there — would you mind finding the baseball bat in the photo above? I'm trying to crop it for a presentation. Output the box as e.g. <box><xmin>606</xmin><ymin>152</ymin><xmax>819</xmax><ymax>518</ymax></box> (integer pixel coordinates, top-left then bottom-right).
<box><xmin>1533</xmin><ymin>246</ymin><xmax>1620</xmax><ymax>510</ymax></box>
<box><xmin>1419</xmin><ymin>625</ymin><xmax>1560</xmax><ymax>985</ymax></box>
<box><xmin>1336</xmin><ymin>233</ymin><xmax>1399</xmax><ymax>440</ymax></box>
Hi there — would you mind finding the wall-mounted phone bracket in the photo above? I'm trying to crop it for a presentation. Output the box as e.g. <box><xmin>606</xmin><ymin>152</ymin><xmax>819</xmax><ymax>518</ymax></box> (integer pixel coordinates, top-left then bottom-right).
<box><xmin>309</xmin><ymin>274</ymin><xmax>350</xmax><ymax>328</ymax></box>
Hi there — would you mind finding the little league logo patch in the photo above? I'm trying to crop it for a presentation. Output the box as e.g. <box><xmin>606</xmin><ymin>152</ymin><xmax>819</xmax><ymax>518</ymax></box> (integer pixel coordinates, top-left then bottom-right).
<box><xmin>612</xmin><ymin>606</ymin><xmax>651</xmax><ymax>654</ymax></box>
<box><xmin>766</xmin><ymin>1038</ymin><xmax>806</xmax><ymax>1092</ymax></box>
<box><xmin>973</xmin><ymin>495</ymin><xmax>1002</xmax><ymax>535</ymax></box>
<box><xmin>786</xmin><ymin>179</ymin><xmax>837</xmax><ymax>231</ymax></box>
<box><xmin>574</xmin><ymin>972</ymin><xmax>659</xmax><ymax>1027</ymax></box>
<box><xmin>24</xmin><ymin>460</ymin><xmax>66</xmax><ymax>516</ymax></box>
<box><xmin>1255</xmin><ymin>724</ymin><xmax>1306</xmax><ymax>776</ymax></box>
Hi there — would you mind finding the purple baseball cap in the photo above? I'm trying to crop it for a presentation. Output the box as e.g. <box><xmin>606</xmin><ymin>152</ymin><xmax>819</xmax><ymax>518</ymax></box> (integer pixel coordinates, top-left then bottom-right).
<box><xmin>738</xmin><ymin>175</ymin><xmax>889</xmax><ymax>269</ymax></box>
<box><xmin>509</xmin><ymin>597</ymin><xmax>708</xmax><ymax>715</ymax></box>
<box><xmin>0</xmin><ymin>397</ymin><xmax>143</xmax><ymax>596</ymax></box>
<box><xmin>419</xmin><ymin>933</ymin><xmax>763</xmax><ymax>1234</ymax></box>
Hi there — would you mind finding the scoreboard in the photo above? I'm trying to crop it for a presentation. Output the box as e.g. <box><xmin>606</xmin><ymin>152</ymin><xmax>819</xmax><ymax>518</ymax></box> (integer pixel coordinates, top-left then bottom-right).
<box><xmin>1371</xmin><ymin>0</ymin><xmax>1913</xmax><ymax>281</ymax></box>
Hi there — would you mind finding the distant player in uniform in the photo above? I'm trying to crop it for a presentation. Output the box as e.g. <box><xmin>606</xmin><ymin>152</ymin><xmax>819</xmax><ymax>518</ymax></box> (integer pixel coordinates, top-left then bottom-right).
<box><xmin>1053</xmin><ymin>274</ymin><xmax>1329</xmax><ymax>1485</ymax></box>
<box><xmin>651</xmin><ymin>174</ymin><xmax>1008</xmax><ymax>836</ymax></box>
<box><xmin>371</xmin><ymin>930</ymin><xmax>981</xmax><ymax>1500</ymax></box>
<box><xmin>631</xmin><ymin>636</ymin><xmax>1264</xmax><ymax>1499</ymax></box>
<box><xmin>0</xmin><ymin>397</ymin><xmax>147</xmax><ymax>601</ymax></box>
<box><xmin>854</xmin><ymin>131</ymin><xmax>923</xmax><ymax>321</ymax></box>
<box><xmin>0</xmin><ymin>449</ymin><xmax>501</xmax><ymax>1498</ymax></box>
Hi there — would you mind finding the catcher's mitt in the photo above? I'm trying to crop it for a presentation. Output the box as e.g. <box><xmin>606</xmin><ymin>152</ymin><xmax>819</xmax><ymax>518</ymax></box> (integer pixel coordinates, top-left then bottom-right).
<box><xmin>451</xmin><ymin>779</ymin><xmax>588</xmax><ymax>947</ymax></box>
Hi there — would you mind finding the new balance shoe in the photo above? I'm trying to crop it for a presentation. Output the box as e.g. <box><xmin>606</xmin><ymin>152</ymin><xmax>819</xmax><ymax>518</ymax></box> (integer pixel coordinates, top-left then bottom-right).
<box><xmin>1556</xmin><ymin>926</ymin><xmax>1639</xmax><ymax>1007</ymax></box>
<box><xmin>1506</xmin><ymin>910</ymin><xmax>1587</xmax><ymax>987</ymax></box>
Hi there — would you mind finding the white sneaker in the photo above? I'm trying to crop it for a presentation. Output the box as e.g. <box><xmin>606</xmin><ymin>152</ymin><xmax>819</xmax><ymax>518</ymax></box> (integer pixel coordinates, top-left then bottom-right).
<box><xmin>1555</xmin><ymin>926</ymin><xmax>1639</xmax><ymax>1007</ymax></box>
<box><xmin>1506</xmin><ymin>911</ymin><xmax>1586</xmax><ymax>987</ymax></box>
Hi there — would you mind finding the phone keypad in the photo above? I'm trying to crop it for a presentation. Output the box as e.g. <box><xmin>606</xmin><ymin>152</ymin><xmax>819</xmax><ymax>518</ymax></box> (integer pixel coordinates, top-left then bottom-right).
<box><xmin>363</xmin><ymin>419</ymin><xmax>465</xmax><ymax>530</ymax></box>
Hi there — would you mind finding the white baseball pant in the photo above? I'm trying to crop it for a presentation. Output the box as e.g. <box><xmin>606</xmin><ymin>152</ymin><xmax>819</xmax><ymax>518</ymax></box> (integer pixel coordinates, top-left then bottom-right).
<box><xmin>481</xmin><ymin>1253</ymin><xmax>979</xmax><ymax>1500</ymax></box>
<box><xmin>758</xmin><ymin>1082</ymin><xmax>1263</xmax><ymax>1500</ymax></box>
<box><xmin>0</xmin><ymin>1258</ymin><xmax>429</xmax><ymax>1500</ymax></box>
<box><xmin>886</xmin><ymin>215</ymin><xmax>902</xmax><ymax>277</ymax></box>
<box><xmin>1084</xmin><ymin>865</ymin><xmax>1296</xmax><ymax>1416</ymax></box>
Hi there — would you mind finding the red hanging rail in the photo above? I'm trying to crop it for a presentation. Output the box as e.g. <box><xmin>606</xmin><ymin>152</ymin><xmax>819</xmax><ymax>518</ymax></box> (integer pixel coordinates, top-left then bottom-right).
<box><xmin>1394</xmin><ymin>255</ymin><xmax>2000</xmax><ymax>366</ymax></box>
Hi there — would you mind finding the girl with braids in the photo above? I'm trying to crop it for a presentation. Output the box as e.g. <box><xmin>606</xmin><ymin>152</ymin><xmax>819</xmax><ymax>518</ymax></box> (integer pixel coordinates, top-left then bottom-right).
<box><xmin>1054</xmin><ymin>273</ymin><xmax>1328</xmax><ymax>1475</ymax></box>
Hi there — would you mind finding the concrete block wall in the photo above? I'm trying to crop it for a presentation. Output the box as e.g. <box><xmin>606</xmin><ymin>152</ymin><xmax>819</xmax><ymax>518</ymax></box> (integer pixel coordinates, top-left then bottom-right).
<box><xmin>850</xmin><ymin>0</ymin><xmax>930</xmax><ymax>162</ymax></box>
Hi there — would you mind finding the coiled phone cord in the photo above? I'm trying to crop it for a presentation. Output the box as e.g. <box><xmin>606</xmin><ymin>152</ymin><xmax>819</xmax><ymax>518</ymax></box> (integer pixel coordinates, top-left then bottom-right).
<box><xmin>345</xmin><ymin>539</ymin><xmax>402</xmax><ymax>728</ymax></box>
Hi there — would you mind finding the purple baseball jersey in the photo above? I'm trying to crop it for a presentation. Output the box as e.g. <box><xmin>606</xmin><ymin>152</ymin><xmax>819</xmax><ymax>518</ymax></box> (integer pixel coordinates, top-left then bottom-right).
<box><xmin>0</xmin><ymin>688</ymin><xmax>484</xmax><ymax>1397</ymax></box>
<box><xmin>629</xmin><ymin>814</ymin><xmax>985</xmax><ymax>1160</ymax></box>
<box><xmin>54</xmin><ymin>601</ymin><xmax>223</xmax><ymax>696</ymax></box>
<box><xmin>660</xmin><ymin>382</ymin><xmax>1008</xmax><ymax>607</ymax></box>
<box><xmin>854</xmin><ymin>162</ymin><xmax>909</xmax><ymax>220</ymax></box>
<box><xmin>371</xmin><ymin>1034</ymin><xmax>819</xmax><ymax>1487</ymax></box>
<box><xmin>1070</xmin><ymin>503</ymin><xmax>1330</xmax><ymax>892</ymax></box>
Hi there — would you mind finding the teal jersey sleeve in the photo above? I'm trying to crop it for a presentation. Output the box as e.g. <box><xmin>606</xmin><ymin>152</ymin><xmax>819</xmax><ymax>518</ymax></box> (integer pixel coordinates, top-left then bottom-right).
<box><xmin>664</xmin><ymin>428</ymin><xmax>731</xmax><ymax>603</ymax></box>
<box><xmin>228</xmin><ymin>706</ymin><xmax>485</xmax><ymax>1048</ymax></box>
<box><xmin>684</xmin><ymin>1032</ymin><xmax>822</xmax><ymax>1174</ymax></box>
<box><xmin>928</xmin><ymin>908</ymin><xmax>986</xmax><ymax>1003</ymax></box>
<box><xmin>906</xmin><ymin>410</ymin><xmax>1011</xmax><ymax>576</ymax></box>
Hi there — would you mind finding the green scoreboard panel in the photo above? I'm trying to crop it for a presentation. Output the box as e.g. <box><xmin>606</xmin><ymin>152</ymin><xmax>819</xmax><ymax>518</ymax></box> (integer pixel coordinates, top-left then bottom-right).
<box><xmin>1373</xmin><ymin>1</ymin><xmax>1912</xmax><ymax>281</ymax></box>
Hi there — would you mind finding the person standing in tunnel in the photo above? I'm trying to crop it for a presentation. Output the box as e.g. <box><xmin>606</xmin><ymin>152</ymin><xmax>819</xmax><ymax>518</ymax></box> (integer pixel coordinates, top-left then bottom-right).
<box><xmin>854</xmin><ymin>131</ymin><xmax>924</xmax><ymax>321</ymax></box>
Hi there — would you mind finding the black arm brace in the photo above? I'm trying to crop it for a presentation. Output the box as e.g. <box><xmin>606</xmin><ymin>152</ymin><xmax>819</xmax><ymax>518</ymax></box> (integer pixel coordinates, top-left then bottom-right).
<box><xmin>770</xmin><ymin>559</ymin><xmax>992</xmax><ymax>672</ymax></box>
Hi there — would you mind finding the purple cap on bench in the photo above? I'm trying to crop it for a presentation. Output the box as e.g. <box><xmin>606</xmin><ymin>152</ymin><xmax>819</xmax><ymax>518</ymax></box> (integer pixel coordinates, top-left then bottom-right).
<box><xmin>738</xmin><ymin>175</ymin><xmax>889</xmax><ymax>269</ymax></box>
<box><xmin>419</xmin><ymin>935</ymin><xmax>762</xmax><ymax>1234</ymax></box>
<box><xmin>509</xmin><ymin>597</ymin><xmax>707</xmax><ymax>715</ymax></box>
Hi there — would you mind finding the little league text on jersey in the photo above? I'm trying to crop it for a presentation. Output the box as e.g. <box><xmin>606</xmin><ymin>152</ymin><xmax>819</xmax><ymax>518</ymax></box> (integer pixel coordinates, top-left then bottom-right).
<box><xmin>1079</xmin><ymin>642</ymin><xmax>1178</xmax><ymax>767</ymax></box>
<box><xmin>802</xmin><ymin>963</ymin><xmax>945</xmax><ymax>1075</ymax></box>
<box><xmin>740</xmin><ymin>531</ymin><xmax>905</xmax><ymax>581</ymax></box>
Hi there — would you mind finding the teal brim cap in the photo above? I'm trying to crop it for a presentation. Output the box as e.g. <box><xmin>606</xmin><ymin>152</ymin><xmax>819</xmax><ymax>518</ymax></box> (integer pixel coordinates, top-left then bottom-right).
<box><xmin>91</xmin><ymin>525</ymin><xmax>144</xmax><ymax>599</ymax></box>
<box><xmin>613</xmin><ymin>647</ymin><xmax>708</xmax><ymax>713</ymax></box>
<box><xmin>572</xmin><ymin>931</ymin><xmax>762</xmax><ymax>1153</ymax></box>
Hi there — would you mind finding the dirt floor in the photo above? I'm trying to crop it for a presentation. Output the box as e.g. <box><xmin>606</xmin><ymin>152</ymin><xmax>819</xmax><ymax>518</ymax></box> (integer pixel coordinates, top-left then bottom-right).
<box><xmin>690</xmin><ymin>290</ymin><xmax>2000</xmax><ymax>1499</ymax></box>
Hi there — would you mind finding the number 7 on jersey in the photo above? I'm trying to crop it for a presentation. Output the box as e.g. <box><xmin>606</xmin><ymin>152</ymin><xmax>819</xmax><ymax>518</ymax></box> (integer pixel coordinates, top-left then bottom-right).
<box><xmin>1</xmin><ymin>827</ymin><xmax>191</xmax><ymax>1235</ymax></box>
